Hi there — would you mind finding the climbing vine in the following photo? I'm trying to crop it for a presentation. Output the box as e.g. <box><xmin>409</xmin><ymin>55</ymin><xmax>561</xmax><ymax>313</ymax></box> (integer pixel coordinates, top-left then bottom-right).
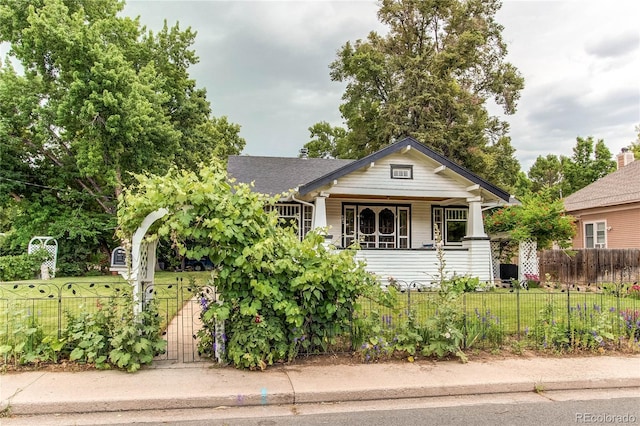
<box><xmin>117</xmin><ymin>161</ymin><xmax>378</xmax><ymax>370</ymax></box>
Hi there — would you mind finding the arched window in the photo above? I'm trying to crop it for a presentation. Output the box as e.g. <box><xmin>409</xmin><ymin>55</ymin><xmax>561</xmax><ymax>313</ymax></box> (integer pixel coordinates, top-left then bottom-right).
<box><xmin>379</xmin><ymin>208</ymin><xmax>395</xmax><ymax>234</ymax></box>
<box><xmin>359</xmin><ymin>208</ymin><xmax>376</xmax><ymax>248</ymax></box>
<box><xmin>343</xmin><ymin>205</ymin><xmax>411</xmax><ymax>249</ymax></box>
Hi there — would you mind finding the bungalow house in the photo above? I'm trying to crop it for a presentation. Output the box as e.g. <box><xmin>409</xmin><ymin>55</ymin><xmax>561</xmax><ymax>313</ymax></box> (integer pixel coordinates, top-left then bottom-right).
<box><xmin>563</xmin><ymin>148</ymin><xmax>640</xmax><ymax>249</ymax></box>
<box><xmin>227</xmin><ymin>137</ymin><xmax>512</xmax><ymax>286</ymax></box>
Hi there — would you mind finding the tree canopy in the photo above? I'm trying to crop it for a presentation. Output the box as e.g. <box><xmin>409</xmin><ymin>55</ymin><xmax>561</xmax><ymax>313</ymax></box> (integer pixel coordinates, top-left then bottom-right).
<box><xmin>305</xmin><ymin>0</ymin><xmax>524</xmax><ymax>190</ymax></box>
<box><xmin>0</xmin><ymin>0</ymin><xmax>244</xmax><ymax>274</ymax></box>
<box><xmin>524</xmin><ymin>136</ymin><xmax>616</xmax><ymax>201</ymax></box>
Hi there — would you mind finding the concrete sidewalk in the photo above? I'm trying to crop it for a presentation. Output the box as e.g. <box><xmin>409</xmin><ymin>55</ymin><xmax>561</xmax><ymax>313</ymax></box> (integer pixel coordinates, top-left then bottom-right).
<box><xmin>1</xmin><ymin>355</ymin><xmax>639</xmax><ymax>416</ymax></box>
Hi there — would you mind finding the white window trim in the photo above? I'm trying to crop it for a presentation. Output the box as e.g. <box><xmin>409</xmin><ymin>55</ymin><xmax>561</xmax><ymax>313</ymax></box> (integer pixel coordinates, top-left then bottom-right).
<box><xmin>584</xmin><ymin>220</ymin><xmax>607</xmax><ymax>248</ymax></box>
<box><xmin>390</xmin><ymin>164</ymin><xmax>413</xmax><ymax>179</ymax></box>
<box><xmin>432</xmin><ymin>206</ymin><xmax>468</xmax><ymax>246</ymax></box>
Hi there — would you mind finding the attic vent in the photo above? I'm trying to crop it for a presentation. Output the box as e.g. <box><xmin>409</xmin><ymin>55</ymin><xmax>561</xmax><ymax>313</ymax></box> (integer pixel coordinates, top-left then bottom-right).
<box><xmin>299</xmin><ymin>148</ymin><xmax>309</xmax><ymax>159</ymax></box>
<box><xmin>391</xmin><ymin>164</ymin><xmax>413</xmax><ymax>179</ymax></box>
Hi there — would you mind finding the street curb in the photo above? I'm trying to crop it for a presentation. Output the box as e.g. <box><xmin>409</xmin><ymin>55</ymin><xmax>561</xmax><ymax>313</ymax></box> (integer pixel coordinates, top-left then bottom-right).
<box><xmin>6</xmin><ymin>378</ymin><xmax>640</xmax><ymax>416</ymax></box>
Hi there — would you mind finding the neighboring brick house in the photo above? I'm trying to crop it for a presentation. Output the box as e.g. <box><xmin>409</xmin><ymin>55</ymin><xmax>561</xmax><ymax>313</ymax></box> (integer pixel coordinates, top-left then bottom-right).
<box><xmin>227</xmin><ymin>137</ymin><xmax>513</xmax><ymax>285</ymax></box>
<box><xmin>563</xmin><ymin>148</ymin><xmax>640</xmax><ymax>249</ymax></box>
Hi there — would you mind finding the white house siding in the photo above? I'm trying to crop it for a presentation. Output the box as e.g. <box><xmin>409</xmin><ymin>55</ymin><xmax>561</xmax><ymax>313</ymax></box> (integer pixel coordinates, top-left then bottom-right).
<box><xmin>327</xmin><ymin>151</ymin><xmax>472</xmax><ymax>199</ymax></box>
<box><xmin>353</xmin><ymin>249</ymin><xmax>477</xmax><ymax>287</ymax></box>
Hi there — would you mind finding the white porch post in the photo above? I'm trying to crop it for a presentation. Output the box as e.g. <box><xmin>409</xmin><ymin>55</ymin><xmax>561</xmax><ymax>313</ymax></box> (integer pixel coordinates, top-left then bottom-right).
<box><xmin>313</xmin><ymin>194</ymin><xmax>333</xmax><ymax>247</ymax></box>
<box><xmin>466</xmin><ymin>197</ymin><xmax>487</xmax><ymax>238</ymax></box>
<box><xmin>463</xmin><ymin>197</ymin><xmax>493</xmax><ymax>283</ymax></box>
<box><xmin>312</xmin><ymin>194</ymin><xmax>328</xmax><ymax>229</ymax></box>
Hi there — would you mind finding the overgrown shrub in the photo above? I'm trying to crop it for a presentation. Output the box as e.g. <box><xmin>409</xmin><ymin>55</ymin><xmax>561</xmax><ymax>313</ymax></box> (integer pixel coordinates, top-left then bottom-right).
<box><xmin>0</xmin><ymin>251</ymin><xmax>49</xmax><ymax>281</ymax></box>
<box><xmin>62</xmin><ymin>295</ymin><xmax>167</xmax><ymax>372</ymax></box>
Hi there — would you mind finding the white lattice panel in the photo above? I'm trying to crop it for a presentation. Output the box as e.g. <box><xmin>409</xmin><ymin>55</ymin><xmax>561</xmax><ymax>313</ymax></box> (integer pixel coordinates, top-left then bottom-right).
<box><xmin>518</xmin><ymin>239</ymin><xmax>539</xmax><ymax>281</ymax></box>
<box><xmin>28</xmin><ymin>236</ymin><xmax>58</xmax><ymax>279</ymax></box>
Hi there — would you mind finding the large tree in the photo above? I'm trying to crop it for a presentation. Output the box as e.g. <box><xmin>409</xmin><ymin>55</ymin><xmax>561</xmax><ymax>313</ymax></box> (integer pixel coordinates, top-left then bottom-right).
<box><xmin>527</xmin><ymin>154</ymin><xmax>567</xmax><ymax>199</ymax></box>
<box><xmin>0</xmin><ymin>0</ymin><xmax>244</xmax><ymax>274</ymax></box>
<box><xmin>305</xmin><ymin>0</ymin><xmax>524</xmax><ymax>189</ymax></box>
<box><xmin>562</xmin><ymin>136</ymin><xmax>615</xmax><ymax>195</ymax></box>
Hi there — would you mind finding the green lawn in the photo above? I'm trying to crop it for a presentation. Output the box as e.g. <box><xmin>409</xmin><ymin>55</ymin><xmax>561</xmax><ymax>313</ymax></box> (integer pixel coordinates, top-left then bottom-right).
<box><xmin>361</xmin><ymin>288</ymin><xmax>640</xmax><ymax>337</ymax></box>
<box><xmin>2</xmin><ymin>274</ymin><xmax>639</xmax><ymax>343</ymax></box>
<box><xmin>0</xmin><ymin>271</ymin><xmax>215</xmax><ymax>337</ymax></box>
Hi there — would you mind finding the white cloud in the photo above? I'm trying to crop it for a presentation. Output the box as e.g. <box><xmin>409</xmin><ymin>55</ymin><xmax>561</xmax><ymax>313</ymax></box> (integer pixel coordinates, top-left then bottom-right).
<box><xmin>120</xmin><ymin>1</ymin><xmax>640</xmax><ymax>168</ymax></box>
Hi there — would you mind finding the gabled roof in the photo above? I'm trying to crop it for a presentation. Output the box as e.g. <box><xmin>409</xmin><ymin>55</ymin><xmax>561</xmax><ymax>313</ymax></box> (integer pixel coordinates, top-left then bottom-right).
<box><xmin>298</xmin><ymin>137</ymin><xmax>511</xmax><ymax>202</ymax></box>
<box><xmin>227</xmin><ymin>137</ymin><xmax>512</xmax><ymax>202</ymax></box>
<box><xmin>227</xmin><ymin>155</ymin><xmax>354</xmax><ymax>196</ymax></box>
<box><xmin>563</xmin><ymin>160</ymin><xmax>640</xmax><ymax>212</ymax></box>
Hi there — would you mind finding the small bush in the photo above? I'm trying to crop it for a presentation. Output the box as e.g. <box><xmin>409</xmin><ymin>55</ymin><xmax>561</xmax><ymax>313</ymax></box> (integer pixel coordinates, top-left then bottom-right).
<box><xmin>0</xmin><ymin>251</ymin><xmax>49</xmax><ymax>281</ymax></box>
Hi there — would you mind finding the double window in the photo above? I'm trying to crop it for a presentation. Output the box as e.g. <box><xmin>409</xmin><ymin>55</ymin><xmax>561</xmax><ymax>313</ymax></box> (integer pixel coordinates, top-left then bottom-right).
<box><xmin>343</xmin><ymin>204</ymin><xmax>410</xmax><ymax>249</ymax></box>
<box><xmin>584</xmin><ymin>221</ymin><xmax>606</xmax><ymax>248</ymax></box>
<box><xmin>432</xmin><ymin>207</ymin><xmax>468</xmax><ymax>245</ymax></box>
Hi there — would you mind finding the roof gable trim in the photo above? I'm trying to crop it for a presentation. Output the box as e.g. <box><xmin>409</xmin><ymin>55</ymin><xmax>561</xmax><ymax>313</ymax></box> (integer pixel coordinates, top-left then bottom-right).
<box><xmin>298</xmin><ymin>137</ymin><xmax>511</xmax><ymax>202</ymax></box>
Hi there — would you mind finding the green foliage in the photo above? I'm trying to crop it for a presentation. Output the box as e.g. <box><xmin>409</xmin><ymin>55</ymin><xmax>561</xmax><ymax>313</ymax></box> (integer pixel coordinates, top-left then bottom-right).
<box><xmin>531</xmin><ymin>301</ymin><xmax>618</xmax><ymax>351</ymax></box>
<box><xmin>305</xmin><ymin>0</ymin><xmax>524</xmax><ymax>189</ymax></box>
<box><xmin>563</xmin><ymin>137</ymin><xmax>615</xmax><ymax>196</ymax></box>
<box><xmin>0</xmin><ymin>251</ymin><xmax>49</xmax><ymax>281</ymax></box>
<box><xmin>0</xmin><ymin>303</ymin><xmax>63</xmax><ymax>366</ymax></box>
<box><xmin>465</xmin><ymin>308</ymin><xmax>505</xmax><ymax>349</ymax></box>
<box><xmin>444</xmin><ymin>275</ymin><xmax>481</xmax><ymax>295</ymax></box>
<box><xmin>0</xmin><ymin>0</ymin><xmax>244</xmax><ymax>274</ymax></box>
<box><xmin>62</xmin><ymin>295</ymin><xmax>166</xmax><ymax>372</ymax></box>
<box><xmin>118</xmin><ymin>162</ymin><xmax>377</xmax><ymax>370</ymax></box>
<box><xmin>484</xmin><ymin>193</ymin><xmax>576</xmax><ymax>249</ymax></box>
<box><xmin>421</xmin><ymin>297</ymin><xmax>467</xmax><ymax>362</ymax></box>
<box><xmin>63</xmin><ymin>308</ymin><xmax>111</xmax><ymax>369</ymax></box>
<box><xmin>527</xmin><ymin>154</ymin><xmax>567</xmax><ymax>199</ymax></box>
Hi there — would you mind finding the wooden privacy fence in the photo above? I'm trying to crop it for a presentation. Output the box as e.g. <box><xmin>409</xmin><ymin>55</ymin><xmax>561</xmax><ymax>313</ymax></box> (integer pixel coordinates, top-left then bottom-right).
<box><xmin>539</xmin><ymin>249</ymin><xmax>640</xmax><ymax>285</ymax></box>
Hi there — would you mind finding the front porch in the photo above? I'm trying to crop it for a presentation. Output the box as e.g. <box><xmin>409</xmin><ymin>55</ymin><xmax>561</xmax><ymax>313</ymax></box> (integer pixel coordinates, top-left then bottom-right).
<box><xmin>350</xmin><ymin>238</ymin><xmax>494</xmax><ymax>287</ymax></box>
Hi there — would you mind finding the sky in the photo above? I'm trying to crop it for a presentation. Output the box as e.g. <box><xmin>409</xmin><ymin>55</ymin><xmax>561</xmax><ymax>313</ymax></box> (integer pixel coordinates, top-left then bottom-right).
<box><xmin>121</xmin><ymin>1</ymin><xmax>637</xmax><ymax>171</ymax></box>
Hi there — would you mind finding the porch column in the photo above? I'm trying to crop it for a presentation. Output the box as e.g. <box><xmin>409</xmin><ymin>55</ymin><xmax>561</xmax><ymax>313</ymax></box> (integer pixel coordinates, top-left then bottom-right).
<box><xmin>466</xmin><ymin>197</ymin><xmax>487</xmax><ymax>238</ymax></box>
<box><xmin>312</xmin><ymin>195</ymin><xmax>328</xmax><ymax>229</ymax></box>
<box><xmin>463</xmin><ymin>197</ymin><xmax>492</xmax><ymax>283</ymax></box>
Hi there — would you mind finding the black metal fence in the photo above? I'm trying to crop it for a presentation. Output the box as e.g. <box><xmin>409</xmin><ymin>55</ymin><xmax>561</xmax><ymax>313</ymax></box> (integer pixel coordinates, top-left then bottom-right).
<box><xmin>2</xmin><ymin>280</ymin><xmax>639</xmax><ymax>364</ymax></box>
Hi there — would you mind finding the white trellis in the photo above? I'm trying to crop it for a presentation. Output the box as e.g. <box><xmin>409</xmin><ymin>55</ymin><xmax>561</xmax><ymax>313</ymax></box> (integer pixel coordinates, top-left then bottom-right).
<box><xmin>114</xmin><ymin>208</ymin><xmax>168</xmax><ymax>316</ymax></box>
<box><xmin>490</xmin><ymin>237</ymin><xmax>539</xmax><ymax>284</ymax></box>
<box><xmin>28</xmin><ymin>236</ymin><xmax>58</xmax><ymax>279</ymax></box>
<box><xmin>518</xmin><ymin>239</ymin><xmax>539</xmax><ymax>281</ymax></box>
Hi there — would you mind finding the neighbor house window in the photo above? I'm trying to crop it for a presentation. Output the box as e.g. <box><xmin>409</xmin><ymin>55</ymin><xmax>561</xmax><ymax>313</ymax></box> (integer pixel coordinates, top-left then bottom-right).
<box><xmin>390</xmin><ymin>164</ymin><xmax>413</xmax><ymax>179</ymax></box>
<box><xmin>584</xmin><ymin>221</ymin><xmax>606</xmax><ymax>248</ymax></box>
<box><xmin>432</xmin><ymin>206</ymin><xmax>468</xmax><ymax>245</ymax></box>
<box><xmin>343</xmin><ymin>204</ymin><xmax>410</xmax><ymax>249</ymax></box>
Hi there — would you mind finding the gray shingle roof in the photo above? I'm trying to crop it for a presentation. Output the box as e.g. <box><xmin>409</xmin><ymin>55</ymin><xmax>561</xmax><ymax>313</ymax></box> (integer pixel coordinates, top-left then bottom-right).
<box><xmin>563</xmin><ymin>160</ymin><xmax>640</xmax><ymax>212</ymax></box>
<box><xmin>227</xmin><ymin>156</ymin><xmax>354</xmax><ymax>196</ymax></box>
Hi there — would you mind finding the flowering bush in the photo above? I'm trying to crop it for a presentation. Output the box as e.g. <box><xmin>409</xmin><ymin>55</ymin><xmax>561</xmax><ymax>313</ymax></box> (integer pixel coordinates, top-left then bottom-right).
<box><xmin>484</xmin><ymin>194</ymin><xmax>576</xmax><ymax>249</ymax></box>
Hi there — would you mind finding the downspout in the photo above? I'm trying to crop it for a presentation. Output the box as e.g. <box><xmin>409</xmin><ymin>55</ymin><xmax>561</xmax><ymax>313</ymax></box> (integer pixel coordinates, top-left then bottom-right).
<box><xmin>291</xmin><ymin>191</ymin><xmax>315</xmax><ymax>233</ymax></box>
